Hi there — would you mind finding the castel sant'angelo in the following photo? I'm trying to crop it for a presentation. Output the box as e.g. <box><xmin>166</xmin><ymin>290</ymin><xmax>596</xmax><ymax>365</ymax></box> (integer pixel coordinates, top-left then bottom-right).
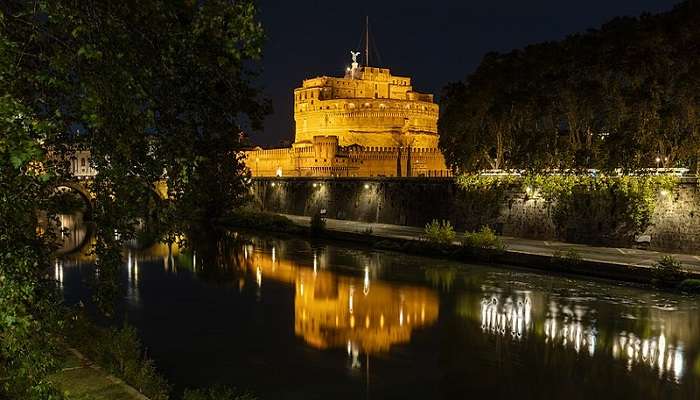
<box><xmin>245</xmin><ymin>49</ymin><xmax>450</xmax><ymax>177</ymax></box>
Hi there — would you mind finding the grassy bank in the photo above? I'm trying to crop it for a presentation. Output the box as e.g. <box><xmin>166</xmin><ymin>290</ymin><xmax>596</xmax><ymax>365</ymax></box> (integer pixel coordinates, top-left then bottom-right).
<box><xmin>53</xmin><ymin>313</ymin><xmax>257</xmax><ymax>400</ymax></box>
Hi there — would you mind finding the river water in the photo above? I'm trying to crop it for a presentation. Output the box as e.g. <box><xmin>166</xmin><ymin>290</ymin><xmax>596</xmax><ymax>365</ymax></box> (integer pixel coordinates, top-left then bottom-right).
<box><xmin>57</xmin><ymin>231</ymin><xmax>700</xmax><ymax>399</ymax></box>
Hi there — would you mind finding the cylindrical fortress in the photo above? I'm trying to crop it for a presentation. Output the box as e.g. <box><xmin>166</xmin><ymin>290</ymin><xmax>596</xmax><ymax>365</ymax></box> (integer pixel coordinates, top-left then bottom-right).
<box><xmin>293</xmin><ymin>67</ymin><xmax>439</xmax><ymax>148</ymax></box>
<box><xmin>243</xmin><ymin>64</ymin><xmax>450</xmax><ymax>177</ymax></box>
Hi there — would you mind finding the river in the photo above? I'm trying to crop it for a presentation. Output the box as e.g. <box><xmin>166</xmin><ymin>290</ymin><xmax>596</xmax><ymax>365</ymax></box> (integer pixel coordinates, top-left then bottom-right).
<box><xmin>57</xmin><ymin>230</ymin><xmax>700</xmax><ymax>399</ymax></box>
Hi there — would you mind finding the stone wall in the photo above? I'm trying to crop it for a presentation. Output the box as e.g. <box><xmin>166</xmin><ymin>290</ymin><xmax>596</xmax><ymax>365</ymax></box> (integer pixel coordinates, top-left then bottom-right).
<box><xmin>251</xmin><ymin>177</ymin><xmax>700</xmax><ymax>252</ymax></box>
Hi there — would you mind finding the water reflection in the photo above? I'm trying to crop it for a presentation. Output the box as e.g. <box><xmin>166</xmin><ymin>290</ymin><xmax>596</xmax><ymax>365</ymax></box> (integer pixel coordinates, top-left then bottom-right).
<box><xmin>54</xmin><ymin>259</ymin><xmax>64</xmax><ymax>288</ymax></box>
<box><xmin>480</xmin><ymin>293</ymin><xmax>532</xmax><ymax>339</ymax></box>
<box><xmin>612</xmin><ymin>331</ymin><xmax>685</xmax><ymax>382</ymax></box>
<box><xmin>58</xmin><ymin>229</ymin><xmax>700</xmax><ymax>398</ymax></box>
<box><xmin>241</xmin><ymin>241</ymin><xmax>439</xmax><ymax>356</ymax></box>
<box><xmin>56</xmin><ymin>212</ymin><xmax>89</xmax><ymax>254</ymax></box>
<box><xmin>464</xmin><ymin>285</ymin><xmax>695</xmax><ymax>384</ymax></box>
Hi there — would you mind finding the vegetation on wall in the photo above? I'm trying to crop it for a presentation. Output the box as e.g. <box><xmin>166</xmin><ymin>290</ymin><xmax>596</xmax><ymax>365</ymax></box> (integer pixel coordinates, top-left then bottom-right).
<box><xmin>456</xmin><ymin>173</ymin><xmax>677</xmax><ymax>242</ymax></box>
<box><xmin>454</xmin><ymin>175</ymin><xmax>518</xmax><ymax>227</ymax></box>
<box><xmin>440</xmin><ymin>1</ymin><xmax>700</xmax><ymax>173</ymax></box>
<box><xmin>524</xmin><ymin>174</ymin><xmax>677</xmax><ymax>240</ymax></box>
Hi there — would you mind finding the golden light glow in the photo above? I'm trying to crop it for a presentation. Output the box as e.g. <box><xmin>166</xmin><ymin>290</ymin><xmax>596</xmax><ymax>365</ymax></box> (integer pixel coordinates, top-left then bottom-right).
<box><xmin>242</xmin><ymin>244</ymin><xmax>439</xmax><ymax>354</ymax></box>
<box><xmin>243</xmin><ymin>65</ymin><xmax>450</xmax><ymax>177</ymax></box>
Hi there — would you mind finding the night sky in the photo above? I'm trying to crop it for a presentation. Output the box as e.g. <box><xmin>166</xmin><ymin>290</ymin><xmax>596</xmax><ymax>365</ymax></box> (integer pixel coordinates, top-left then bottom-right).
<box><xmin>253</xmin><ymin>0</ymin><xmax>678</xmax><ymax>147</ymax></box>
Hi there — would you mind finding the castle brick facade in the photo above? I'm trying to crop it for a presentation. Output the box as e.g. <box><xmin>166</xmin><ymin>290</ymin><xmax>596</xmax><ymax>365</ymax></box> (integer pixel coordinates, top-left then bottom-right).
<box><xmin>245</xmin><ymin>63</ymin><xmax>450</xmax><ymax>177</ymax></box>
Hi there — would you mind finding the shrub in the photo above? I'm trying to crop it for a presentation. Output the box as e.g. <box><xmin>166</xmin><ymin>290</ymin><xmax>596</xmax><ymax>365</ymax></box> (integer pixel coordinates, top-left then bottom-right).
<box><xmin>551</xmin><ymin>248</ymin><xmax>583</xmax><ymax>267</ymax></box>
<box><xmin>652</xmin><ymin>256</ymin><xmax>686</xmax><ymax>284</ymax></box>
<box><xmin>224</xmin><ymin>210</ymin><xmax>304</xmax><ymax>234</ymax></box>
<box><xmin>424</xmin><ymin>219</ymin><xmax>456</xmax><ymax>246</ymax></box>
<box><xmin>66</xmin><ymin>316</ymin><xmax>170</xmax><ymax>400</ymax></box>
<box><xmin>678</xmin><ymin>279</ymin><xmax>700</xmax><ymax>293</ymax></box>
<box><xmin>310</xmin><ymin>212</ymin><xmax>326</xmax><ymax>235</ymax></box>
<box><xmin>183</xmin><ymin>385</ymin><xmax>257</xmax><ymax>400</ymax></box>
<box><xmin>462</xmin><ymin>226</ymin><xmax>505</xmax><ymax>251</ymax></box>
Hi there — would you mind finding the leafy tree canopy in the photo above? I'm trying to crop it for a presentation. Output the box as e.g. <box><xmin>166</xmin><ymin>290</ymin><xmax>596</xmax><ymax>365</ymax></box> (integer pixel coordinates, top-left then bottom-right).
<box><xmin>439</xmin><ymin>1</ymin><xmax>700</xmax><ymax>174</ymax></box>
<box><xmin>1</xmin><ymin>0</ymin><xmax>269</xmax><ymax>397</ymax></box>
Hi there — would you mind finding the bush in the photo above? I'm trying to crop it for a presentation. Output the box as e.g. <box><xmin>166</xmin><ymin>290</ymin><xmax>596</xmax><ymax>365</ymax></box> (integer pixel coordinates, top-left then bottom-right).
<box><xmin>462</xmin><ymin>226</ymin><xmax>505</xmax><ymax>251</ymax></box>
<box><xmin>310</xmin><ymin>212</ymin><xmax>326</xmax><ymax>235</ymax></box>
<box><xmin>66</xmin><ymin>316</ymin><xmax>170</xmax><ymax>400</ymax></box>
<box><xmin>678</xmin><ymin>279</ymin><xmax>700</xmax><ymax>293</ymax></box>
<box><xmin>551</xmin><ymin>248</ymin><xmax>583</xmax><ymax>267</ymax></box>
<box><xmin>183</xmin><ymin>385</ymin><xmax>257</xmax><ymax>400</ymax></box>
<box><xmin>424</xmin><ymin>219</ymin><xmax>456</xmax><ymax>246</ymax></box>
<box><xmin>652</xmin><ymin>256</ymin><xmax>686</xmax><ymax>284</ymax></box>
<box><xmin>224</xmin><ymin>210</ymin><xmax>304</xmax><ymax>234</ymax></box>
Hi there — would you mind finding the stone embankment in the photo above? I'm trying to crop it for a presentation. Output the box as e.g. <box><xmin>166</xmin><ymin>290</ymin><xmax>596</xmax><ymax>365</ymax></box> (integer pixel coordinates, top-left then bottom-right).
<box><xmin>251</xmin><ymin>177</ymin><xmax>700</xmax><ymax>252</ymax></box>
<box><xmin>268</xmin><ymin>214</ymin><xmax>700</xmax><ymax>287</ymax></box>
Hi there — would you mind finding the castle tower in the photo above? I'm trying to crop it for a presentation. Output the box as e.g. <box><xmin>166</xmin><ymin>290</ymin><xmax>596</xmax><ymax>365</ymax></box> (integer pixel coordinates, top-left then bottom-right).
<box><xmin>243</xmin><ymin>50</ymin><xmax>450</xmax><ymax>178</ymax></box>
<box><xmin>292</xmin><ymin>65</ymin><xmax>439</xmax><ymax>149</ymax></box>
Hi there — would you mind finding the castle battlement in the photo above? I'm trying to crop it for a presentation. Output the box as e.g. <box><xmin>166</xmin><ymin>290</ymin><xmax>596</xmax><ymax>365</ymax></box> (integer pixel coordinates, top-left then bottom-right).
<box><xmin>244</xmin><ymin>56</ymin><xmax>449</xmax><ymax>178</ymax></box>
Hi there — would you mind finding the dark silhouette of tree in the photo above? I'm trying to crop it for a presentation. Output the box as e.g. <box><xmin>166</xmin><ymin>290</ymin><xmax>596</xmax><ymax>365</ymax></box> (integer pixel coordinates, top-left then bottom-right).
<box><xmin>1</xmin><ymin>1</ymin><xmax>269</xmax><ymax>396</ymax></box>
<box><xmin>440</xmin><ymin>1</ymin><xmax>700</xmax><ymax>174</ymax></box>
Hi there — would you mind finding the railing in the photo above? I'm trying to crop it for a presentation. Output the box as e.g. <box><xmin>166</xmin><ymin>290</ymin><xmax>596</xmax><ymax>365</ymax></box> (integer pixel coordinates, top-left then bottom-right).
<box><xmin>476</xmin><ymin>168</ymin><xmax>692</xmax><ymax>177</ymax></box>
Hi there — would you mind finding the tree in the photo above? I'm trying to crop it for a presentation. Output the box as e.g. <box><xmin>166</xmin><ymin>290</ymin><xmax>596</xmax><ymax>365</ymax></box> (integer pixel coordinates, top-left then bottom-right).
<box><xmin>439</xmin><ymin>1</ymin><xmax>700</xmax><ymax>174</ymax></box>
<box><xmin>1</xmin><ymin>0</ymin><xmax>269</xmax><ymax>396</ymax></box>
<box><xmin>0</xmin><ymin>95</ymin><xmax>65</xmax><ymax>398</ymax></box>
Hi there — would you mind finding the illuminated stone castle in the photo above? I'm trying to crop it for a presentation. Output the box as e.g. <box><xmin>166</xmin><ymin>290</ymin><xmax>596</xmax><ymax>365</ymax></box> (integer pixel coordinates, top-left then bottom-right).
<box><xmin>244</xmin><ymin>53</ymin><xmax>450</xmax><ymax>177</ymax></box>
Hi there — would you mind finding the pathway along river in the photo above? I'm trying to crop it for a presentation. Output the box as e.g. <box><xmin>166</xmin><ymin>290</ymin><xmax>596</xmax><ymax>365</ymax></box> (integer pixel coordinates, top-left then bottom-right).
<box><xmin>57</xmin><ymin>229</ymin><xmax>700</xmax><ymax>399</ymax></box>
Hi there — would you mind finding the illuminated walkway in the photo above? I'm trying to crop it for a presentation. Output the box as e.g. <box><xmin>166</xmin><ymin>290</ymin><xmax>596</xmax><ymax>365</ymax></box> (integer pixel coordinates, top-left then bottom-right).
<box><xmin>281</xmin><ymin>214</ymin><xmax>700</xmax><ymax>274</ymax></box>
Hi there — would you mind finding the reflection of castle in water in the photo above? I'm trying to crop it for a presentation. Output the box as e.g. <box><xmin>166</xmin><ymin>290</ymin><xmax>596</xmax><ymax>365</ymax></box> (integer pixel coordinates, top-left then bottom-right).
<box><xmin>471</xmin><ymin>290</ymin><xmax>689</xmax><ymax>383</ymax></box>
<box><xmin>242</xmin><ymin>243</ymin><xmax>439</xmax><ymax>356</ymax></box>
<box><xmin>56</xmin><ymin>213</ymin><xmax>89</xmax><ymax>254</ymax></box>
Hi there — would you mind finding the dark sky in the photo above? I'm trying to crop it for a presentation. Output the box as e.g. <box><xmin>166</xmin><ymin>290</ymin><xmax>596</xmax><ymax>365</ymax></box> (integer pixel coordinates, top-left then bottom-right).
<box><xmin>252</xmin><ymin>0</ymin><xmax>679</xmax><ymax>147</ymax></box>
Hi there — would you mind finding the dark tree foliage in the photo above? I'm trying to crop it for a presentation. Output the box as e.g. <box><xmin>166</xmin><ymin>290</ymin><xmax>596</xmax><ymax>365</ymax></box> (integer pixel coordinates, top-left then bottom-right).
<box><xmin>1</xmin><ymin>0</ymin><xmax>268</xmax><ymax>397</ymax></box>
<box><xmin>439</xmin><ymin>1</ymin><xmax>700</xmax><ymax>173</ymax></box>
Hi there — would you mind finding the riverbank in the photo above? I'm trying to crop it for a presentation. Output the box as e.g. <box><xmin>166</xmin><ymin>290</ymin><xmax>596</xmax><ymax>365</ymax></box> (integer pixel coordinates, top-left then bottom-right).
<box><xmin>49</xmin><ymin>348</ymin><xmax>150</xmax><ymax>400</ymax></box>
<box><xmin>224</xmin><ymin>211</ymin><xmax>700</xmax><ymax>290</ymax></box>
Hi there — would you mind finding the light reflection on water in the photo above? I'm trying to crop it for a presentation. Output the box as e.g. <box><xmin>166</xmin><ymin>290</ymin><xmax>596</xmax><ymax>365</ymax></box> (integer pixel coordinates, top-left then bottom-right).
<box><xmin>612</xmin><ymin>331</ymin><xmax>684</xmax><ymax>382</ymax></box>
<box><xmin>480</xmin><ymin>293</ymin><xmax>532</xmax><ymax>339</ymax></box>
<box><xmin>58</xmin><ymin>229</ymin><xmax>700</xmax><ymax>398</ymax></box>
<box><xmin>242</xmin><ymin>241</ymin><xmax>439</xmax><ymax>357</ymax></box>
<box><xmin>56</xmin><ymin>213</ymin><xmax>89</xmax><ymax>253</ymax></box>
<box><xmin>472</xmin><ymin>288</ymin><xmax>691</xmax><ymax>384</ymax></box>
